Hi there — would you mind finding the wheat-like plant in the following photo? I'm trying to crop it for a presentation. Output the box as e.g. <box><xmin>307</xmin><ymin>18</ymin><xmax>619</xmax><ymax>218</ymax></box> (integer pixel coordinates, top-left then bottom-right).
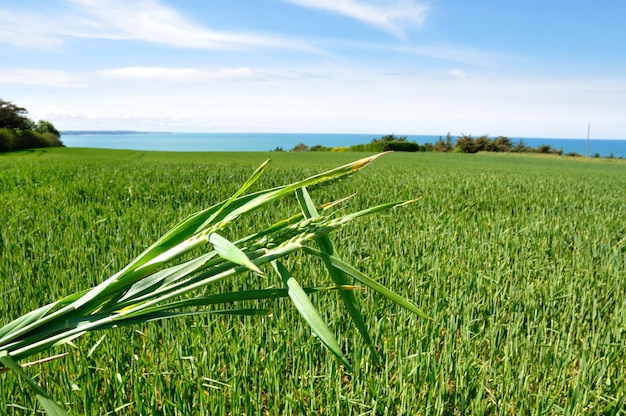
<box><xmin>0</xmin><ymin>153</ymin><xmax>427</xmax><ymax>415</ymax></box>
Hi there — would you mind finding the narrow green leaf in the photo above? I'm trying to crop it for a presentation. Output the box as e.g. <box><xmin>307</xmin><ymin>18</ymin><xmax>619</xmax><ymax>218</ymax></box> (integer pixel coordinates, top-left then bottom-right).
<box><xmin>295</xmin><ymin>186</ymin><xmax>319</xmax><ymax>218</ymax></box>
<box><xmin>118</xmin><ymin>251</ymin><xmax>220</xmax><ymax>303</ymax></box>
<box><xmin>209</xmin><ymin>233</ymin><xmax>262</xmax><ymax>274</ymax></box>
<box><xmin>335</xmin><ymin>199</ymin><xmax>420</xmax><ymax>226</ymax></box>
<box><xmin>114</xmin><ymin>285</ymin><xmax>359</xmax><ymax>321</ymax></box>
<box><xmin>319</xmin><ymin>193</ymin><xmax>357</xmax><ymax>211</ymax></box>
<box><xmin>0</xmin><ymin>351</ymin><xmax>68</xmax><ymax>416</ymax></box>
<box><xmin>201</xmin><ymin>159</ymin><xmax>271</xmax><ymax>229</ymax></box>
<box><xmin>295</xmin><ymin>187</ymin><xmax>379</xmax><ymax>363</ymax></box>
<box><xmin>303</xmin><ymin>246</ymin><xmax>432</xmax><ymax>321</ymax></box>
<box><xmin>272</xmin><ymin>261</ymin><xmax>353</xmax><ymax>371</ymax></box>
<box><xmin>219</xmin><ymin>153</ymin><xmax>387</xmax><ymax>226</ymax></box>
<box><xmin>0</xmin><ymin>302</ymin><xmax>58</xmax><ymax>342</ymax></box>
<box><xmin>106</xmin><ymin>309</ymin><xmax>273</xmax><ymax>329</ymax></box>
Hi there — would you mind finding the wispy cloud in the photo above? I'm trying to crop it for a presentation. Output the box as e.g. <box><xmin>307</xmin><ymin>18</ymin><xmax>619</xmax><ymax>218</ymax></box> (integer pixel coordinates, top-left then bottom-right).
<box><xmin>98</xmin><ymin>66</ymin><xmax>255</xmax><ymax>82</ymax></box>
<box><xmin>0</xmin><ymin>0</ymin><xmax>311</xmax><ymax>51</ymax></box>
<box><xmin>402</xmin><ymin>43</ymin><xmax>520</xmax><ymax>67</ymax></box>
<box><xmin>282</xmin><ymin>0</ymin><xmax>429</xmax><ymax>37</ymax></box>
<box><xmin>446</xmin><ymin>69</ymin><xmax>466</xmax><ymax>79</ymax></box>
<box><xmin>0</xmin><ymin>69</ymin><xmax>84</xmax><ymax>87</ymax></box>
<box><xmin>0</xmin><ymin>9</ymin><xmax>66</xmax><ymax>49</ymax></box>
<box><xmin>0</xmin><ymin>66</ymin><xmax>256</xmax><ymax>88</ymax></box>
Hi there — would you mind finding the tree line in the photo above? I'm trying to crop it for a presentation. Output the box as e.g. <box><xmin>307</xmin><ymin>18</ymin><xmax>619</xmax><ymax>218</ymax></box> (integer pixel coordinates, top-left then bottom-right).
<box><xmin>281</xmin><ymin>133</ymin><xmax>566</xmax><ymax>155</ymax></box>
<box><xmin>0</xmin><ymin>100</ymin><xmax>64</xmax><ymax>152</ymax></box>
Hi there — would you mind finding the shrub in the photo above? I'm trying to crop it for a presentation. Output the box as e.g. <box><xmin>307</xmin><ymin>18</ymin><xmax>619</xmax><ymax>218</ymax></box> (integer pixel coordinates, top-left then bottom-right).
<box><xmin>0</xmin><ymin>128</ymin><xmax>16</xmax><ymax>152</ymax></box>
<box><xmin>488</xmin><ymin>136</ymin><xmax>513</xmax><ymax>152</ymax></box>
<box><xmin>455</xmin><ymin>135</ymin><xmax>477</xmax><ymax>153</ymax></box>
<box><xmin>0</xmin><ymin>128</ymin><xmax>63</xmax><ymax>153</ymax></box>
<box><xmin>310</xmin><ymin>144</ymin><xmax>331</xmax><ymax>152</ymax></box>
<box><xmin>380</xmin><ymin>141</ymin><xmax>422</xmax><ymax>152</ymax></box>
<box><xmin>14</xmin><ymin>130</ymin><xmax>57</xmax><ymax>150</ymax></box>
<box><xmin>535</xmin><ymin>144</ymin><xmax>562</xmax><ymax>155</ymax></box>
<box><xmin>430</xmin><ymin>133</ymin><xmax>454</xmax><ymax>152</ymax></box>
<box><xmin>511</xmin><ymin>139</ymin><xmax>531</xmax><ymax>153</ymax></box>
<box><xmin>290</xmin><ymin>143</ymin><xmax>310</xmax><ymax>152</ymax></box>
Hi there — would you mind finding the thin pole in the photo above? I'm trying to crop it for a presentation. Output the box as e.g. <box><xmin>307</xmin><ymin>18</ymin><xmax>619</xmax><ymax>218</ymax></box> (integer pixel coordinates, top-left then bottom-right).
<box><xmin>585</xmin><ymin>124</ymin><xmax>590</xmax><ymax>159</ymax></box>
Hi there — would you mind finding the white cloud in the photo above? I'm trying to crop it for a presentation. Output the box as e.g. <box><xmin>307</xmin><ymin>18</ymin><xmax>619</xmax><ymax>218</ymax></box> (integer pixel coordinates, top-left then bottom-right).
<box><xmin>0</xmin><ymin>69</ymin><xmax>84</xmax><ymax>87</ymax></box>
<box><xmin>0</xmin><ymin>11</ymin><xmax>65</xmax><ymax>49</ymax></box>
<box><xmin>98</xmin><ymin>66</ymin><xmax>255</xmax><ymax>82</ymax></box>
<box><xmin>282</xmin><ymin>0</ymin><xmax>429</xmax><ymax>37</ymax></box>
<box><xmin>0</xmin><ymin>0</ymin><xmax>311</xmax><ymax>51</ymax></box>
<box><xmin>0</xmin><ymin>66</ymin><xmax>256</xmax><ymax>90</ymax></box>
<box><xmin>446</xmin><ymin>69</ymin><xmax>466</xmax><ymax>79</ymax></box>
<box><xmin>6</xmin><ymin>64</ymin><xmax>625</xmax><ymax>139</ymax></box>
<box><xmin>403</xmin><ymin>43</ymin><xmax>518</xmax><ymax>67</ymax></box>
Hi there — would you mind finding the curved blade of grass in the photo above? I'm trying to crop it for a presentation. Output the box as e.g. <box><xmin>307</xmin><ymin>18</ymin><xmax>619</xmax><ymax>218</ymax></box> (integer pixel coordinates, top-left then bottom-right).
<box><xmin>302</xmin><ymin>246</ymin><xmax>432</xmax><ymax>321</ymax></box>
<box><xmin>272</xmin><ymin>261</ymin><xmax>353</xmax><ymax>372</ymax></box>
<box><xmin>201</xmin><ymin>159</ymin><xmax>270</xmax><ymax>229</ymax></box>
<box><xmin>0</xmin><ymin>303</ymin><xmax>59</xmax><ymax>340</ymax></box>
<box><xmin>115</xmin><ymin>285</ymin><xmax>360</xmax><ymax>321</ymax></box>
<box><xmin>0</xmin><ymin>351</ymin><xmax>68</xmax><ymax>416</ymax></box>
<box><xmin>295</xmin><ymin>187</ymin><xmax>379</xmax><ymax>363</ymax></box>
<box><xmin>219</xmin><ymin>153</ymin><xmax>387</xmax><ymax>226</ymax></box>
<box><xmin>209</xmin><ymin>232</ymin><xmax>262</xmax><ymax>274</ymax></box>
<box><xmin>0</xmin><ymin>354</ymin><xmax>69</xmax><ymax>376</ymax></box>
<box><xmin>117</xmin><ymin>251</ymin><xmax>219</xmax><ymax>303</ymax></box>
<box><xmin>105</xmin><ymin>308</ymin><xmax>273</xmax><ymax>330</ymax></box>
<box><xmin>334</xmin><ymin>198</ymin><xmax>420</xmax><ymax>226</ymax></box>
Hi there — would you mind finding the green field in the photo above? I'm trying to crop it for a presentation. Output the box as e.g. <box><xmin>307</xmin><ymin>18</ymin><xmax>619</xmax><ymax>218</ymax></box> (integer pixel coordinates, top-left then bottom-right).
<box><xmin>1</xmin><ymin>148</ymin><xmax>625</xmax><ymax>415</ymax></box>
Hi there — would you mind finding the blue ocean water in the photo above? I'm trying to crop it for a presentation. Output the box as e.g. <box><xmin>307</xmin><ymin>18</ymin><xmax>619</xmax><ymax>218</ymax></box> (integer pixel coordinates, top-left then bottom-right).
<box><xmin>61</xmin><ymin>132</ymin><xmax>626</xmax><ymax>158</ymax></box>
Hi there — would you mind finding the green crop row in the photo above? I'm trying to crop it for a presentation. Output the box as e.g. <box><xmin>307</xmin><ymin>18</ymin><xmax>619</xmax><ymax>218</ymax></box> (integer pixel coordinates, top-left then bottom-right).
<box><xmin>1</xmin><ymin>148</ymin><xmax>625</xmax><ymax>415</ymax></box>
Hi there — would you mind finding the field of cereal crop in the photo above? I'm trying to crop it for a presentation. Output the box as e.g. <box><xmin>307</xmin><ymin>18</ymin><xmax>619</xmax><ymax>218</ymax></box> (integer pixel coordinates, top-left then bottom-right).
<box><xmin>1</xmin><ymin>148</ymin><xmax>625</xmax><ymax>415</ymax></box>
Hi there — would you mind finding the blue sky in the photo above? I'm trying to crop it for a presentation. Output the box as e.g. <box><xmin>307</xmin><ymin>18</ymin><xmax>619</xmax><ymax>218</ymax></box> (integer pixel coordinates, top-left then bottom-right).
<box><xmin>1</xmin><ymin>0</ymin><xmax>625</xmax><ymax>138</ymax></box>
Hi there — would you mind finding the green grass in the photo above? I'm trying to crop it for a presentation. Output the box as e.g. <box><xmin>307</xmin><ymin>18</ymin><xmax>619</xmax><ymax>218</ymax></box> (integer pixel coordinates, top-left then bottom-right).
<box><xmin>1</xmin><ymin>148</ymin><xmax>625</xmax><ymax>415</ymax></box>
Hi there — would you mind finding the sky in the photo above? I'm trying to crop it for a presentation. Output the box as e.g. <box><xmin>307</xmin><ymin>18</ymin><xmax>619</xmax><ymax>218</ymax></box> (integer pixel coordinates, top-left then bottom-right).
<box><xmin>1</xmin><ymin>0</ymin><xmax>625</xmax><ymax>138</ymax></box>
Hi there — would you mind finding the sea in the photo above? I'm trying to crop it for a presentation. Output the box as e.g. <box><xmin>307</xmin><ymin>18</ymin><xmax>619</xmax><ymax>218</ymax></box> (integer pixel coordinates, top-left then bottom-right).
<box><xmin>60</xmin><ymin>132</ymin><xmax>626</xmax><ymax>158</ymax></box>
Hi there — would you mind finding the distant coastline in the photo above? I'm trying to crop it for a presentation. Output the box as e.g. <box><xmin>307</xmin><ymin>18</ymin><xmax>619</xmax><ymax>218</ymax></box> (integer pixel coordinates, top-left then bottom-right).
<box><xmin>61</xmin><ymin>130</ymin><xmax>171</xmax><ymax>135</ymax></box>
<box><xmin>59</xmin><ymin>132</ymin><xmax>626</xmax><ymax>157</ymax></box>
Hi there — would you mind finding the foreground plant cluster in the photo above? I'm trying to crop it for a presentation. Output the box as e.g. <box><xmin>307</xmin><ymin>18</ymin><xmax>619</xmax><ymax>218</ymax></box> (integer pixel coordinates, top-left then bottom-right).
<box><xmin>1</xmin><ymin>149</ymin><xmax>625</xmax><ymax>414</ymax></box>
<box><xmin>1</xmin><ymin>153</ymin><xmax>427</xmax><ymax>415</ymax></box>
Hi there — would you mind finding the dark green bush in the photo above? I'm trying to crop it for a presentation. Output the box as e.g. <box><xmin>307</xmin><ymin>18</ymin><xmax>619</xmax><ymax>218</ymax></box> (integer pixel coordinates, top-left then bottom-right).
<box><xmin>310</xmin><ymin>144</ymin><xmax>331</xmax><ymax>151</ymax></box>
<box><xmin>380</xmin><ymin>141</ymin><xmax>422</xmax><ymax>152</ymax></box>
<box><xmin>0</xmin><ymin>100</ymin><xmax>64</xmax><ymax>152</ymax></box>
<box><xmin>0</xmin><ymin>128</ymin><xmax>16</xmax><ymax>152</ymax></box>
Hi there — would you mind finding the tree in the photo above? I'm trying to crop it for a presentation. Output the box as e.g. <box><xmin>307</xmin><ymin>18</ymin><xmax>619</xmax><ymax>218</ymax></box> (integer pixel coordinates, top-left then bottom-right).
<box><xmin>535</xmin><ymin>144</ymin><xmax>562</xmax><ymax>155</ymax></box>
<box><xmin>370</xmin><ymin>134</ymin><xmax>420</xmax><ymax>152</ymax></box>
<box><xmin>0</xmin><ymin>100</ymin><xmax>63</xmax><ymax>152</ymax></box>
<box><xmin>373</xmin><ymin>134</ymin><xmax>407</xmax><ymax>143</ymax></box>
<box><xmin>0</xmin><ymin>100</ymin><xmax>31</xmax><ymax>130</ymax></box>
<box><xmin>290</xmin><ymin>143</ymin><xmax>309</xmax><ymax>152</ymax></box>
<box><xmin>455</xmin><ymin>134</ymin><xmax>477</xmax><ymax>153</ymax></box>
<box><xmin>512</xmin><ymin>139</ymin><xmax>531</xmax><ymax>153</ymax></box>
<box><xmin>34</xmin><ymin>120</ymin><xmax>60</xmax><ymax>137</ymax></box>
<box><xmin>488</xmin><ymin>136</ymin><xmax>512</xmax><ymax>152</ymax></box>
<box><xmin>380</xmin><ymin>141</ymin><xmax>421</xmax><ymax>152</ymax></box>
<box><xmin>474</xmin><ymin>135</ymin><xmax>489</xmax><ymax>152</ymax></box>
<box><xmin>431</xmin><ymin>136</ymin><xmax>452</xmax><ymax>152</ymax></box>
